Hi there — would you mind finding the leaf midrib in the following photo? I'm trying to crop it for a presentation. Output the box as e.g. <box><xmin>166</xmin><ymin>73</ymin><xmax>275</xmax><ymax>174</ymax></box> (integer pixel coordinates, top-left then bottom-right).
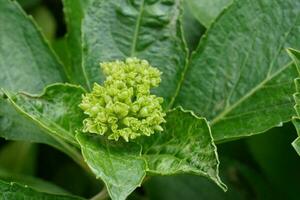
<box><xmin>214</xmin><ymin>3</ymin><xmax>300</xmax><ymax>123</ymax></box>
<box><xmin>130</xmin><ymin>0</ymin><xmax>145</xmax><ymax>56</ymax></box>
<box><xmin>210</xmin><ymin>61</ymin><xmax>293</xmax><ymax>125</ymax></box>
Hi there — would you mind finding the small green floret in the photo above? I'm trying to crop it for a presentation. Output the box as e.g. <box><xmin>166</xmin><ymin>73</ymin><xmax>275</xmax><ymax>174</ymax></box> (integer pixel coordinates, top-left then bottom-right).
<box><xmin>79</xmin><ymin>58</ymin><xmax>166</xmax><ymax>141</ymax></box>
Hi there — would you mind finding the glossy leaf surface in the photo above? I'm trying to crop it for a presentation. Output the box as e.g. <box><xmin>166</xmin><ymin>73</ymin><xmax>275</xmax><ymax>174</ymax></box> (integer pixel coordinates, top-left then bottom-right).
<box><xmin>175</xmin><ymin>0</ymin><xmax>300</xmax><ymax>142</ymax></box>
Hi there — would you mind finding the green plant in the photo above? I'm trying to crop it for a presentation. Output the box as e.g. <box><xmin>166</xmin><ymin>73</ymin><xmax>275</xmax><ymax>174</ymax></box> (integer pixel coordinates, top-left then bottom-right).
<box><xmin>1</xmin><ymin>0</ymin><xmax>300</xmax><ymax>199</ymax></box>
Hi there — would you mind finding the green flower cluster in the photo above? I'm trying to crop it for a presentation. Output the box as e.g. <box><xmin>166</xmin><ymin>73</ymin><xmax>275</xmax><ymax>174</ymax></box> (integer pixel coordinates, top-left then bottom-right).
<box><xmin>79</xmin><ymin>58</ymin><xmax>166</xmax><ymax>141</ymax></box>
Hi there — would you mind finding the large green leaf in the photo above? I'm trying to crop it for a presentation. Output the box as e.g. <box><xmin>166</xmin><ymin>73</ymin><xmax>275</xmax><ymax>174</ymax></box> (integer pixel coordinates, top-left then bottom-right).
<box><xmin>0</xmin><ymin>0</ymin><xmax>66</xmax><ymax>93</ymax></box>
<box><xmin>77</xmin><ymin>107</ymin><xmax>225</xmax><ymax>200</ymax></box>
<box><xmin>0</xmin><ymin>180</ymin><xmax>83</xmax><ymax>200</ymax></box>
<box><xmin>0</xmin><ymin>98</ymin><xmax>63</xmax><ymax>150</ymax></box>
<box><xmin>62</xmin><ymin>0</ymin><xmax>89</xmax><ymax>86</ymax></box>
<box><xmin>3</xmin><ymin>84</ymin><xmax>86</xmax><ymax>146</ymax></box>
<box><xmin>82</xmin><ymin>0</ymin><xmax>187</xmax><ymax>107</ymax></box>
<box><xmin>138</xmin><ymin>107</ymin><xmax>225</xmax><ymax>189</ymax></box>
<box><xmin>175</xmin><ymin>0</ymin><xmax>300</xmax><ymax>142</ymax></box>
<box><xmin>2</xmin><ymin>84</ymin><xmax>89</xmax><ymax>170</ymax></box>
<box><xmin>186</xmin><ymin>0</ymin><xmax>232</xmax><ymax>28</ymax></box>
<box><xmin>76</xmin><ymin>133</ymin><xmax>146</xmax><ymax>200</ymax></box>
<box><xmin>0</xmin><ymin>0</ymin><xmax>70</xmax><ymax>153</ymax></box>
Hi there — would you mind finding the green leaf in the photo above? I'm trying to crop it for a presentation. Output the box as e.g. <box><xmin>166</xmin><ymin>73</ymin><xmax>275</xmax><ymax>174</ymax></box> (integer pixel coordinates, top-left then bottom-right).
<box><xmin>82</xmin><ymin>0</ymin><xmax>187</xmax><ymax>107</ymax></box>
<box><xmin>186</xmin><ymin>0</ymin><xmax>232</xmax><ymax>28</ymax></box>
<box><xmin>76</xmin><ymin>133</ymin><xmax>146</xmax><ymax>200</ymax></box>
<box><xmin>175</xmin><ymin>0</ymin><xmax>300</xmax><ymax>142</ymax></box>
<box><xmin>3</xmin><ymin>84</ymin><xmax>86</xmax><ymax>146</ymax></box>
<box><xmin>52</xmin><ymin>38</ymin><xmax>71</xmax><ymax>69</ymax></box>
<box><xmin>0</xmin><ymin>180</ymin><xmax>83</xmax><ymax>200</ymax></box>
<box><xmin>77</xmin><ymin>107</ymin><xmax>225</xmax><ymax>200</ymax></box>
<box><xmin>0</xmin><ymin>0</ymin><xmax>66</xmax><ymax>93</ymax></box>
<box><xmin>62</xmin><ymin>0</ymin><xmax>89</xmax><ymax>86</ymax></box>
<box><xmin>0</xmin><ymin>0</ymin><xmax>69</xmax><ymax>152</ymax></box>
<box><xmin>2</xmin><ymin>84</ymin><xmax>90</xmax><ymax>170</ymax></box>
<box><xmin>0</xmin><ymin>98</ymin><xmax>63</xmax><ymax>150</ymax></box>
<box><xmin>138</xmin><ymin>107</ymin><xmax>225</xmax><ymax>190</ymax></box>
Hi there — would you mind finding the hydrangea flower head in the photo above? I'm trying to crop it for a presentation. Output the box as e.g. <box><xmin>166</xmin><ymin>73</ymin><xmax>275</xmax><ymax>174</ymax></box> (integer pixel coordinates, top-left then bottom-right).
<box><xmin>79</xmin><ymin>58</ymin><xmax>166</xmax><ymax>142</ymax></box>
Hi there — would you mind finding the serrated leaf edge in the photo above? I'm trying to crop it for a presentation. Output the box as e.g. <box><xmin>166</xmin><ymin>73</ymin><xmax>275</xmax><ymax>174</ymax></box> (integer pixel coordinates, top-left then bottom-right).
<box><xmin>286</xmin><ymin>48</ymin><xmax>300</xmax><ymax>156</ymax></box>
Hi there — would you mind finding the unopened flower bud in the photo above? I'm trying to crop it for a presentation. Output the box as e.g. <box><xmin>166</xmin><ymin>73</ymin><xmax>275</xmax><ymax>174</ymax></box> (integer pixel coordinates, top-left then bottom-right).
<box><xmin>79</xmin><ymin>58</ymin><xmax>166</xmax><ymax>141</ymax></box>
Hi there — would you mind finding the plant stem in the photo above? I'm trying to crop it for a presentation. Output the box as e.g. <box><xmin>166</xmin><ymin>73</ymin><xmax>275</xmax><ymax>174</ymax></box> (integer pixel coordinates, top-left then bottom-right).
<box><xmin>91</xmin><ymin>187</ymin><xmax>109</xmax><ymax>200</ymax></box>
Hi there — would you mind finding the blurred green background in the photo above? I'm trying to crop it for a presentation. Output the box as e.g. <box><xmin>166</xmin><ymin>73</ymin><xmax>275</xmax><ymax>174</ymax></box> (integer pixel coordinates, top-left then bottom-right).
<box><xmin>0</xmin><ymin>0</ymin><xmax>299</xmax><ymax>199</ymax></box>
